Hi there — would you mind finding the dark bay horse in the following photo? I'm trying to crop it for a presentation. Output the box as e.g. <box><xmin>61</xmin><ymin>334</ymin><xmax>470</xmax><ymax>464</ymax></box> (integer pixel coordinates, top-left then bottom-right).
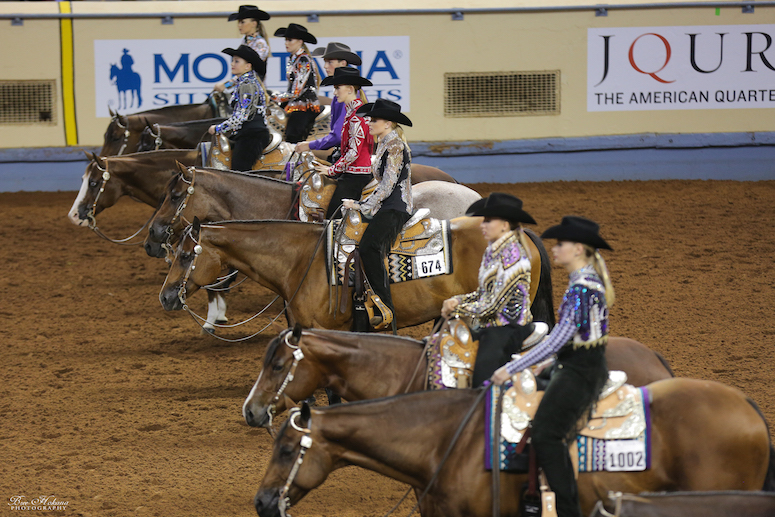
<box><xmin>159</xmin><ymin>218</ymin><xmax>554</xmax><ymax>331</ymax></box>
<box><xmin>242</xmin><ymin>327</ymin><xmax>674</xmax><ymax>428</ymax></box>
<box><xmin>254</xmin><ymin>383</ymin><xmax>775</xmax><ymax>517</ymax></box>
<box><xmin>101</xmin><ymin>104</ymin><xmax>215</xmax><ymax>156</ymax></box>
<box><xmin>67</xmin><ymin>149</ymin><xmax>200</xmax><ymax>227</ymax></box>
<box><xmin>136</xmin><ymin>118</ymin><xmax>225</xmax><ymax>152</ymax></box>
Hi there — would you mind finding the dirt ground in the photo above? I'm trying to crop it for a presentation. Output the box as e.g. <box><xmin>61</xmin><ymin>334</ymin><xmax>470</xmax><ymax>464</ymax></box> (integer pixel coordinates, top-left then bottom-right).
<box><xmin>1</xmin><ymin>179</ymin><xmax>774</xmax><ymax>517</ymax></box>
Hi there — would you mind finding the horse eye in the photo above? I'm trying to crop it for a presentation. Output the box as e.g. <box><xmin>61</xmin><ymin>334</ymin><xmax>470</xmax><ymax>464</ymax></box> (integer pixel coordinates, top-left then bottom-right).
<box><xmin>89</xmin><ymin>180</ymin><xmax>98</xmax><ymax>188</ymax></box>
<box><xmin>279</xmin><ymin>445</ymin><xmax>295</xmax><ymax>458</ymax></box>
<box><xmin>272</xmin><ymin>361</ymin><xmax>285</xmax><ymax>372</ymax></box>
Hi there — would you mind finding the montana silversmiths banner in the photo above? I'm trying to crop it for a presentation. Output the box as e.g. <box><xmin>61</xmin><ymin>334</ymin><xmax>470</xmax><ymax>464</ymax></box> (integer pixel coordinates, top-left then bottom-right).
<box><xmin>94</xmin><ymin>36</ymin><xmax>410</xmax><ymax>117</ymax></box>
<box><xmin>588</xmin><ymin>24</ymin><xmax>775</xmax><ymax>111</ymax></box>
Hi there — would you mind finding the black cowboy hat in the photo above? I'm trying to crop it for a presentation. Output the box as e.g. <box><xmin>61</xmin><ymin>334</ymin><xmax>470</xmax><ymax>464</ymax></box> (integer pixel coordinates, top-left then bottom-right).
<box><xmin>310</xmin><ymin>42</ymin><xmax>362</xmax><ymax>65</ymax></box>
<box><xmin>227</xmin><ymin>5</ymin><xmax>270</xmax><ymax>21</ymax></box>
<box><xmin>222</xmin><ymin>45</ymin><xmax>266</xmax><ymax>78</ymax></box>
<box><xmin>274</xmin><ymin>23</ymin><xmax>317</xmax><ymax>44</ymax></box>
<box><xmin>541</xmin><ymin>215</ymin><xmax>612</xmax><ymax>250</ymax></box>
<box><xmin>357</xmin><ymin>99</ymin><xmax>412</xmax><ymax>127</ymax></box>
<box><xmin>465</xmin><ymin>192</ymin><xmax>536</xmax><ymax>225</ymax></box>
<box><xmin>320</xmin><ymin>66</ymin><xmax>372</xmax><ymax>87</ymax></box>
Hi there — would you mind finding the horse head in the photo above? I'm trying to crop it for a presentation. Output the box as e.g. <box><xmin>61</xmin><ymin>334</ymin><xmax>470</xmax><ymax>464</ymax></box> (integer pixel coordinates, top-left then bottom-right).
<box><xmin>254</xmin><ymin>403</ymin><xmax>333</xmax><ymax>517</ymax></box>
<box><xmin>243</xmin><ymin>325</ymin><xmax>324</xmax><ymax>429</ymax></box>
<box><xmin>67</xmin><ymin>154</ymin><xmax>120</xmax><ymax>226</ymax></box>
<box><xmin>100</xmin><ymin>110</ymin><xmax>131</xmax><ymax>156</ymax></box>
<box><xmin>109</xmin><ymin>63</ymin><xmax>119</xmax><ymax>81</ymax></box>
<box><xmin>145</xmin><ymin>161</ymin><xmax>193</xmax><ymax>258</ymax></box>
<box><xmin>159</xmin><ymin>217</ymin><xmax>223</xmax><ymax>311</ymax></box>
<box><xmin>136</xmin><ymin>123</ymin><xmax>157</xmax><ymax>153</ymax></box>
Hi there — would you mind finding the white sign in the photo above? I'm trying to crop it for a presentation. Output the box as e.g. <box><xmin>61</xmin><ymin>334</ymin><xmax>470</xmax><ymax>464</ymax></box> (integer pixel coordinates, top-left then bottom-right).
<box><xmin>416</xmin><ymin>251</ymin><xmax>447</xmax><ymax>278</ymax></box>
<box><xmin>94</xmin><ymin>36</ymin><xmax>410</xmax><ymax>118</ymax></box>
<box><xmin>588</xmin><ymin>24</ymin><xmax>775</xmax><ymax>111</ymax></box>
<box><xmin>604</xmin><ymin>439</ymin><xmax>647</xmax><ymax>471</ymax></box>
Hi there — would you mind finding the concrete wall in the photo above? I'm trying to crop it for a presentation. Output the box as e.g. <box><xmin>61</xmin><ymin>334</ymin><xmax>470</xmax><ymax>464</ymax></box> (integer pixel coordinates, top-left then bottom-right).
<box><xmin>0</xmin><ymin>0</ymin><xmax>773</xmax><ymax>148</ymax></box>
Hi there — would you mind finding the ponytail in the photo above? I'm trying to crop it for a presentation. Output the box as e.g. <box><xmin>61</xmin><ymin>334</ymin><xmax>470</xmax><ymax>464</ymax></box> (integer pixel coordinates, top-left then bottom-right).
<box><xmin>302</xmin><ymin>44</ymin><xmax>322</xmax><ymax>88</ymax></box>
<box><xmin>592</xmin><ymin>250</ymin><xmax>616</xmax><ymax>307</ymax></box>
<box><xmin>390</xmin><ymin>123</ymin><xmax>412</xmax><ymax>157</ymax></box>
<box><xmin>516</xmin><ymin>225</ymin><xmax>533</xmax><ymax>262</ymax></box>
<box><xmin>256</xmin><ymin>22</ymin><xmax>271</xmax><ymax>55</ymax></box>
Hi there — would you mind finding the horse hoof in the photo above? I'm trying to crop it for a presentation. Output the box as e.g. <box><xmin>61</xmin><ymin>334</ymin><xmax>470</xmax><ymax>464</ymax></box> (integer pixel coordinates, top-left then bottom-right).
<box><xmin>201</xmin><ymin>327</ymin><xmax>215</xmax><ymax>336</ymax></box>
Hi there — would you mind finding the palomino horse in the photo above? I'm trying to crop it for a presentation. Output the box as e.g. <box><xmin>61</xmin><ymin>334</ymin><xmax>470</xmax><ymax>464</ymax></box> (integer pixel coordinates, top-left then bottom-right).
<box><xmin>253</xmin><ymin>383</ymin><xmax>775</xmax><ymax>517</ymax></box>
<box><xmin>144</xmin><ymin>166</ymin><xmax>480</xmax><ymax>259</ymax></box>
<box><xmin>101</xmin><ymin>104</ymin><xmax>215</xmax><ymax>156</ymax></box>
<box><xmin>242</xmin><ymin>327</ymin><xmax>674</xmax><ymax>428</ymax></box>
<box><xmin>159</xmin><ymin>217</ymin><xmax>554</xmax><ymax>331</ymax></box>
<box><xmin>136</xmin><ymin>118</ymin><xmax>225</xmax><ymax>152</ymax></box>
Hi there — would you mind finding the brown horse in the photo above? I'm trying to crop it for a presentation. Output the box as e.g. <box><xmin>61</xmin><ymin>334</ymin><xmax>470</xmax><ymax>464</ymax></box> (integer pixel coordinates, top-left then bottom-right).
<box><xmin>67</xmin><ymin>149</ymin><xmax>201</xmax><ymax>227</ymax></box>
<box><xmin>253</xmin><ymin>382</ymin><xmax>775</xmax><ymax>517</ymax></box>
<box><xmin>159</xmin><ymin>217</ymin><xmax>555</xmax><ymax>331</ymax></box>
<box><xmin>242</xmin><ymin>327</ymin><xmax>674</xmax><ymax>428</ymax></box>
<box><xmin>101</xmin><ymin>104</ymin><xmax>215</xmax><ymax>156</ymax></box>
<box><xmin>136</xmin><ymin>118</ymin><xmax>225</xmax><ymax>152</ymax></box>
<box><xmin>589</xmin><ymin>490</ymin><xmax>775</xmax><ymax>517</ymax></box>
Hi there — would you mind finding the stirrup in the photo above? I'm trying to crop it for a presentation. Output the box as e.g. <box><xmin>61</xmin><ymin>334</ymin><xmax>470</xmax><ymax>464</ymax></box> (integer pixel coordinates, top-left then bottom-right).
<box><xmin>522</xmin><ymin>322</ymin><xmax>549</xmax><ymax>350</ymax></box>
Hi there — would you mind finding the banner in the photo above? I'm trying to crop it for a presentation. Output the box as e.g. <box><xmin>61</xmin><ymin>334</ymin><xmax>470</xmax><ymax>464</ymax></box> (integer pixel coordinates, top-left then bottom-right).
<box><xmin>94</xmin><ymin>36</ymin><xmax>410</xmax><ymax>117</ymax></box>
<box><xmin>588</xmin><ymin>24</ymin><xmax>775</xmax><ymax>111</ymax></box>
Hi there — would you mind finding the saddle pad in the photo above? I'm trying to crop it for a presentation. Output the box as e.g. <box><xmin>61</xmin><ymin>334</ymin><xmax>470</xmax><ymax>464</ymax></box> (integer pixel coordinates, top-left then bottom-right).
<box><xmin>484</xmin><ymin>384</ymin><xmax>651</xmax><ymax>473</ymax></box>
<box><xmin>325</xmin><ymin>218</ymin><xmax>452</xmax><ymax>286</ymax></box>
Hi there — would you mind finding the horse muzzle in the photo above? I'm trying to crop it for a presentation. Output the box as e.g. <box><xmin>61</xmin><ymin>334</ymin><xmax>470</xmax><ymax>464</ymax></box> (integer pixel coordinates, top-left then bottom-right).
<box><xmin>144</xmin><ymin>240</ymin><xmax>167</xmax><ymax>259</ymax></box>
<box><xmin>159</xmin><ymin>286</ymin><xmax>184</xmax><ymax>311</ymax></box>
<box><xmin>244</xmin><ymin>403</ymin><xmax>272</xmax><ymax>428</ymax></box>
<box><xmin>253</xmin><ymin>489</ymin><xmax>281</xmax><ymax>517</ymax></box>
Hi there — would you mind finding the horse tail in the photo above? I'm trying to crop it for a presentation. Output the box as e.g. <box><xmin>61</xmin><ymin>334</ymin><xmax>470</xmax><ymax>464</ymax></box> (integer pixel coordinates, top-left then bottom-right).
<box><xmin>653</xmin><ymin>350</ymin><xmax>675</xmax><ymax>377</ymax></box>
<box><xmin>524</xmin><ymin>228</ymin><xmax>555</xmax><ymax>328</ymax></box>
<box><xmin>745</xmin><ymin>397</ymin><xmax>775</xmax><ymax>491</ymax></box>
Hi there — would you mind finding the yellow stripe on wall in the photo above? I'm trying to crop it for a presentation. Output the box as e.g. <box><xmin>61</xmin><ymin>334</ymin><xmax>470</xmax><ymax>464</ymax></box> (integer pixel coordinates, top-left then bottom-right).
<box><xmin>59</xmin><ymin>2</ymin><xmax>77</xmax><ymax>146</ymax></box>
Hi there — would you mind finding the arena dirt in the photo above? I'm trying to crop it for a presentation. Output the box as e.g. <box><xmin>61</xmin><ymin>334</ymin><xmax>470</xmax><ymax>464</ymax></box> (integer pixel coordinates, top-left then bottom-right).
<box><xmin>1</xmin><ymin>179</ymin><xmax>773</xmax><ymax>516</ymax></box>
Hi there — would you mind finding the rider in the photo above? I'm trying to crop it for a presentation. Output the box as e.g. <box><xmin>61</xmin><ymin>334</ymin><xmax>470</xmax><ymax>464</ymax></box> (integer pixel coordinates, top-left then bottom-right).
<box><xmin>441</xmin><ymin>192</ymin><xmax>544</xmax><ymax>387</ymax></box>
<box><xmin>313</xmin><ymin>67</ymin><xmax>373</xmax><ymax>219</ymax></box>
<box><xmin>492</xmin><ymin>215</ymin><xmax>614</xmax><ymax>517</ymax></box>
<box><xmin>295</xmin><ymin>42</ymin><xmax>363</xmax><ymax>162</ymax></box>
<box><xmin>215</xmin><ymin>5</ymin><xmax>271</xmax><ymax>87</ymax></box>
<box><xmin>271</xmin><ymin>23</ymin><xmax>321</xmax><ymax>144</ymax></box>
<box><xmin>208</xmin><ymin>45</ymin><xmax>270</xmax><ymax>172</ymax></box>
<box><xmin>343</xmin><ymin>99</ymin><xmax>413</xmax><ymax>329</ymax></box>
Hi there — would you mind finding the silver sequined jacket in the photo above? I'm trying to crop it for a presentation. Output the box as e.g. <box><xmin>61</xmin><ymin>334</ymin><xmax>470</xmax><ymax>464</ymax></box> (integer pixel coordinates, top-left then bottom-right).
<box><xmin>359</xmin><ymin>130</ymin><xmax>413</xmax><ymax>217</ymax></box>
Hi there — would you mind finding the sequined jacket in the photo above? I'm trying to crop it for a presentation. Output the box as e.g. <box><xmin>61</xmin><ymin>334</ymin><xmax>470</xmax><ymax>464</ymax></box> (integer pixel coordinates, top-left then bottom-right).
<box><xmin>214</xmin><ymin>71</ymin><xmax>268</xmax><ymax>135</ymax></box>
<box><xmin>505</xmin><ymin>265</ymin><xmax>609</xmax><ymax>375</ymax></box>
<box><xmin>273</xmin><ymin>48</ymin><xmax>321</xmax><ymax>114</ymax></box>
<box><xmin>453</xmin><ymin>231</ymin><xmax>532</xmax><ymax>329</ymax></box>
<box><xmin>359</xmin><ymin>130</ymin><xmax>412</xmax><ymax>217</ymax></box>
<box><xmin>329</xmin><ymin>99</ymin><xmax>373</xmax><ymax>175</ymax></box>
<box><xmin>243</xmin><ymin>33</ymin><xmax>270</xmax><ymax>62</ymax></box>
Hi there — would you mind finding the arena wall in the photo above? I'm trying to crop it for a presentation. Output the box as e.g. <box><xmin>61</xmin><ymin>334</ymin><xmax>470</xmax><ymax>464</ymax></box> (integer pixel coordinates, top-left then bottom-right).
<box><xmin>1</xmin><ymin>0</ymin><xmax>774</xmax><ymax>150</ymax></box>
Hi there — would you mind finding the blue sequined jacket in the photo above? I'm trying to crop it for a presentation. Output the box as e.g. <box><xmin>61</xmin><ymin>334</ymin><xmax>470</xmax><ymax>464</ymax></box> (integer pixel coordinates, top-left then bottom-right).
<box><xmin>215</xmin><ymin>70</ymin><xmax>267</xmax><ymax>135</ymax></box>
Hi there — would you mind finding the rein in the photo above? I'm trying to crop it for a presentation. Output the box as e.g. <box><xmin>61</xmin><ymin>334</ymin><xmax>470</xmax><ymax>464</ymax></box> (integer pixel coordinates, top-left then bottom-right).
<box><xmin>87</xmin><ymin>159</ymin><xmax>156</xmax><ymax>246</ymax></box>
<box><xmin>178</xmin><ymin>218</ymin><xmax>334</xmax><ymax>342</ymax></box>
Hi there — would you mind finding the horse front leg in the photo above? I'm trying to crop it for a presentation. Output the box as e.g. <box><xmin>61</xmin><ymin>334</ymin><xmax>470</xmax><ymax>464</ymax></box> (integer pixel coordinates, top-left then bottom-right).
<box><xmin>203</xmin><ymin>290</ymin><xmax>228</xmax><ymax>334</ymax></box>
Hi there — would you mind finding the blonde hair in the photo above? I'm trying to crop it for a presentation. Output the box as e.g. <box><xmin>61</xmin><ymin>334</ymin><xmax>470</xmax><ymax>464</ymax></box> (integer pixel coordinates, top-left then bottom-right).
<box><xmin>302</xmin><ymin>44</ymin><xmax>322</xmax><ymax>88</ymax></box>
<box><xmin>516</xmin><ymin>225</ymin><xmax>533</xmax><ymax>262</ymax></box>
<box><xmin>584</xmin><ymin>245</ymin><xmax>616</xmax><ymax>307</ymax></box>
<box><xmin>389</xmin><ymin>122</ymin><xmax>412</xmax><ymax>157</ymax></box>
<box><xmin>256</xmin><ymin>22</ymin><xmax>271</xmax><ymax>55</ymax></box>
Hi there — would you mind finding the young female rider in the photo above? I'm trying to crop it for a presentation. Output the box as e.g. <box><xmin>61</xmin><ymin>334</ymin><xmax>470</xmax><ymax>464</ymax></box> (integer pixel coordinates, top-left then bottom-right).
<box><xmin>271</xmin><ymin>23</ymin><xmax>321</xmax><ymax>143</ymax></box>
<box><xmin>312</xmin><ymin>67</ymin><xmax>373</xmax><ymax>219</ymax></box>
<box><xmin>214</xmin><ymin>5</ymin><xmax>271</xmax><ymax>88</ymax></box>
<box><xmin>441</xmin><ymin>192</ymin><xmax>544</xmax><ymax>387</ymax></box>
<box><xmin>295</xmin><ymin>42</ymin><xmax>363</xmax><ymax>162</ymax></box>
<box><xmin>492</xmin><ymin>215</ymin><xmax>615</xmax><ymax>517</ymax></box>
<box><xmin>208</xmin><ymin>45</ymin><xmax>270</xmax><ymax>172</ymax></box>
<box><xmin>342</xmin><ymin>99</ymin><xmax>413</xmax><ymax>329</ymax></box>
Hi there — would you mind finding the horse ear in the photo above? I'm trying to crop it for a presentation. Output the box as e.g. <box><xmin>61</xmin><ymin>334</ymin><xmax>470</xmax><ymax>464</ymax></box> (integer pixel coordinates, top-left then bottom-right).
<box><xmin>83</xmin><ymin>149</ymin><xmax>93</xmax><ymax>160</ymax></box>
<box><xmin>94</xmin><ymin>154</ymin><xmax>105</xmax><ymax>168</ymax></box>
<box><xmin>108</xmin><ymin>106</ymin><xmax>116</xmax><ymax>117</ymax></box>
<box><xmin>300</xmin><ymin>402</ymin><xmax>311</xmax><ymax>425</ymax></box>
<box><xmin>175</xmin><ymin>161</ymin><xmax>189</xmax><ymax>176</ymax></box>
<box><xmin>291</xmin><ymin>323</ymin><xmax>303</xmax><ymax>344</ymax></box>
<box><xmin>192</xmin><ymin>216</ymin><xmax>201</xmax><ymax>234</ymax></box>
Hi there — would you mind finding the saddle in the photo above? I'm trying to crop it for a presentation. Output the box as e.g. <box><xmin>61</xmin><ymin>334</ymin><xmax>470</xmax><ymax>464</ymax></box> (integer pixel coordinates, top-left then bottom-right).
<box><xmin>266</xmin><ymin>100</ymin><xmax>331</xmax><ymax>141</ymax></box>
<box><xmin>426</xmin><ymin>318</ymin><xmax>480</xmax><ymax>390</ymax></box>
<box><xmin>208</xmin><ymin>130</ymin><xmax>293</xmax><ymax>172</ymax></box>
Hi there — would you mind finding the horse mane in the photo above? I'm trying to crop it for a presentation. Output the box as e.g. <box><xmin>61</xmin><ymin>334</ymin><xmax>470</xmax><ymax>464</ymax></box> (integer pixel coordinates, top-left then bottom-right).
<box><xmin>164</xmin><ymin>117</ymin><xmax>226</xmax><ymax>127</ymax></box>
<box><xmin>304</xmin><ymin>328</ymin><xmax>425</xmax><ymax>349</ymax></box>
<box><xmin>204</xmin><ymin>219</ymin><xmax>324</xmax><ymax>227</ymax></box>
<box><xmin>195</xmin><ymin>167</ymin><xmax>291</xmax><ymax>185</ymax></box>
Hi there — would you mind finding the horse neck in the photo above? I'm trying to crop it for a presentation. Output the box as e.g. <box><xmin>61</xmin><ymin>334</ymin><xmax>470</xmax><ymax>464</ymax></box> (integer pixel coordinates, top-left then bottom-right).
<box><xmin>113</xmin><ymin>150</ymin><xmax>198</xmax><ymax>207</ymax></box>
<box><xmin>302</xmin><ymin>331</ymin><xmax>427</xmax><ymax>401</ymax></box>
<box><xmin>203</xmin><ymin>222</ymin><xmax>323</xmax><ymax>300</ymax></box>
<box><xmin>198</xmin><ymin>172</ymin><xmax>294</xmax><ymax>221</ymax></box>
<box><xmin>313</xmin><ymin>390</ymin><xmax>481</xmax><ymax>488</ymax></box>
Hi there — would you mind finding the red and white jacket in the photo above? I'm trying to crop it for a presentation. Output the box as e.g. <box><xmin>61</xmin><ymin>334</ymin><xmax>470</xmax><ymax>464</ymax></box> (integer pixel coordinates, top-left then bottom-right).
<box><xmin>328</xmin><ymin>99</ymin><xmax>373</xmax><ymax>176</ymax></box>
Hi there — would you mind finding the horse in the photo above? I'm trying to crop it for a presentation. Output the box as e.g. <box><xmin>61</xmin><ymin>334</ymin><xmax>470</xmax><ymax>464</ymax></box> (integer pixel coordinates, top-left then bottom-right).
<box><xmin>589</xmin><ymin>490</ymin><xmax>775</xmax><ymax>517</ymax></box>
<box><xmin>136</xmin><ymin>118</ymin><xmax>225</xmax><ymax>152</ymax></box>
<box><xmin>101</xmin><ymin>103</ymin><xmax>215</xmax><ymax>156</ymax></box>
<box><xmin>242</xmin><ymin>327</ymin><xmax>674</xmax><ymax>428</ymax></box>
<box><xmin>159</xmin><ymin>217</ymin><xmax>555</xmax><ymax>331</ymax></box>
<box><xmin>253</xmin><ymin>381</ymin><xmax>775</xmax><ymax>517</ymax></box>
<box><xmin>110</xmin><ymin>64</ymin><xmax>142</xmax><ymax>111</ymax></box>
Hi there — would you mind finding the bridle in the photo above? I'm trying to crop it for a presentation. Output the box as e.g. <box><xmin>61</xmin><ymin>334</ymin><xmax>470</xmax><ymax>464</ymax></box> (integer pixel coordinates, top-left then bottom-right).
<box><xmin>176</xmin><ymin>225</ymin><xmax>204</xmax><ymax>310</ymax></box>
<box><xmin>265</xmin><ymin>331</ymin><xmax>305</xmax><ymax>430</ymax></box>
<box><xmin>160</xmin><ymin>166</ymin><xmax>197</xmax><ymax>256</ymax></box>
<box><xmin>87</xmin><ymin>159</ymin><xmax>154</xmax><ymax>245</ymax></box>
<box><xmin>148</xmin><ymin>122</ymin><xmax>163</xmax><ymax>151</ymax></box>
<box><xmin>113</xmin><ymin>115</ymin><xmax>131</xmax><ymax>155</ymax></box>
<box><xmin>277</xmin><ymin>407</ymin><xmax>313</xmax><ymax>517</ymax></box>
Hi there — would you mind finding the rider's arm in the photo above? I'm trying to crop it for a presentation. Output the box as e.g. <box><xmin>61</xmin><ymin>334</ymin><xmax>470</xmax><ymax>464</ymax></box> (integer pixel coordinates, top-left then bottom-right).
<box><xmin>309</xmin><ymin>99</ymin><xmax>344</xmax><ymax>151</ymax></box>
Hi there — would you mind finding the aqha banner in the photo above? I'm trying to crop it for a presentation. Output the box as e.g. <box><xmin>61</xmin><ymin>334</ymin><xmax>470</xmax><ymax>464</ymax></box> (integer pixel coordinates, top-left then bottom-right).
<box><xmin>94</xmin><ymin>36</ymin><xmax>410</xmax><ymax>117</ymax></box>
<box><xmin>587</xmin><ymin>24</ymin><xmax>775</xmax><ymax>111</ymax></box>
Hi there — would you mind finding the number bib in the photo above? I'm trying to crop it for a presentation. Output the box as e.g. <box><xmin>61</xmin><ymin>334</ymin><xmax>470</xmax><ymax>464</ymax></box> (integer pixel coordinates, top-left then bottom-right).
<box><xmin>604</xmin><ymin>439</ymin><xmax>647</xmax><ymax>471</ymax></box>
<box><xmin>416</xmin><ymin>251</ymin><xmax>447</xmax><ymax>278</ymax></box>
